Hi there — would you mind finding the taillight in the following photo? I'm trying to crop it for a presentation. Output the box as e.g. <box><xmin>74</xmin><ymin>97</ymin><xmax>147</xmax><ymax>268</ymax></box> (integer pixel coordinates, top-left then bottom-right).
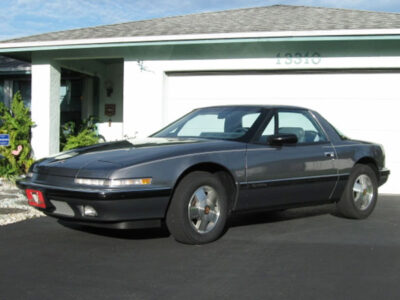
<box><xmin>26</xmin><ymin>189</ymin><xmax>46</xmax><ymax>208</ymax></box>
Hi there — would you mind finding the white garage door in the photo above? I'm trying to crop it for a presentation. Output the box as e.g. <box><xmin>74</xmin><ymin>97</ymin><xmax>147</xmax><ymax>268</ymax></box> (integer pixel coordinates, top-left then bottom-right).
<box><xmin>165</xmin><ymin>72</ymin><xmax>399</xmax><ymax>194</ymax></box>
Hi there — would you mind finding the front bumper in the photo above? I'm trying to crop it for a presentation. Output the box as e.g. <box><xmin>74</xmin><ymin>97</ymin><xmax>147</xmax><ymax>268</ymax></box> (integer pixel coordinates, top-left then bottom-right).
<box><xmin>17</xmin><ymin>179</ymin><xmax>172</xmax><ymax>228</ymax></box>
<box><xmin>379</xmin><ymin>168</ymin><xmax>390</xmax><ymax>186</ymax></box>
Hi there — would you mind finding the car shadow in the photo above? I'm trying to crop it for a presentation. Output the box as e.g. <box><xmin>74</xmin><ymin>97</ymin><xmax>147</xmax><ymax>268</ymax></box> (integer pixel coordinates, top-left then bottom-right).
<box><xmin>57</xmin><ymin>220</ymin><xmax>171</xmax><ymax>240</ymax></box>
<box><xmin>229</xmin><ymin>203</ymin><xmax>338</xmax><ymax>228</ymax></box>
<box><xmin>57</xmin><ymin>203</ymin><xmax>338</xmax><ymax>240</ymax></box>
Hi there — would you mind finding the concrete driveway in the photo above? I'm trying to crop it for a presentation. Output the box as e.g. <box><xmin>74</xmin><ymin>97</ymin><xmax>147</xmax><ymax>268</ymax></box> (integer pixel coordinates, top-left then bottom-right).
<box><xmin>0</xmin><ymin>195</ymin><xmax>399</xmax><ymax>300</ymax></box>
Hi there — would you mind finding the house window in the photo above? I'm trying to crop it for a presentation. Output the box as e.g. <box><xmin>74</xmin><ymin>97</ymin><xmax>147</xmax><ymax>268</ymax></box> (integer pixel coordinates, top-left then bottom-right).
<box><xmin>12</xmin><ymin>79</ymin><xmax>31</xmax><ymax>108</ymax></box>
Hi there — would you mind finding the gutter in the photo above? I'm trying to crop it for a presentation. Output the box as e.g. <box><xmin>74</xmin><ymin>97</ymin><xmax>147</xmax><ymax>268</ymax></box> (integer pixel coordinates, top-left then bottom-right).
<box><xmin>1</xmin><ymin>28</ymin><xmax>400</xmax><ymax>53</ymax></box>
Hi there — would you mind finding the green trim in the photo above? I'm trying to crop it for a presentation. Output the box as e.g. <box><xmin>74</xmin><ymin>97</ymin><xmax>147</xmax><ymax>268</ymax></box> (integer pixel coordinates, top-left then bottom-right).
<box><xmin>1</xmin><ymin>34</ymin><xmax>400</xmax><ymax>53</ymax></box>
<box><xmin>0</xmin><ymin>71</ymin><xmax>31</xmax><ymax>75</ymax></box>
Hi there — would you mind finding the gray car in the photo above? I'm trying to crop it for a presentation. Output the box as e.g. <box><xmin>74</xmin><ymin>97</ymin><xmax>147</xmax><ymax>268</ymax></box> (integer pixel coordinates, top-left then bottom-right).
<box><xmin>17</xmin><ymin>105</ymin><xmax>390</xmax><ymax>244</ymax></box>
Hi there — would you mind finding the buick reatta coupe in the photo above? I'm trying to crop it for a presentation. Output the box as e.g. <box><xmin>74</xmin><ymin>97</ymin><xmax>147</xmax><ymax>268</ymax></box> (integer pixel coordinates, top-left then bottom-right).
<box><xmin>18</xmin><ymin>106</ymin><xmax>390</xmax><ymax>244</ymax></box>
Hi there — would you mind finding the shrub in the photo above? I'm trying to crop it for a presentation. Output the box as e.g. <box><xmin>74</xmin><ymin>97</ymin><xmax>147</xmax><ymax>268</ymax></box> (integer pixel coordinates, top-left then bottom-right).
<box><xmin>0</xmin><ymin>92</ymin><xmax>34</xmax><ymax>180</ymax></box>
<box><xmin>61</xmin><ymin>116</ymin><xmax>100</xmax><ymax>151</ymax></box>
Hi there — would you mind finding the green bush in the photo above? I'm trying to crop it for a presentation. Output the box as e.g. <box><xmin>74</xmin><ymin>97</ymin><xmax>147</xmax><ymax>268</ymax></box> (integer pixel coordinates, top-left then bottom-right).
<box><xmin>0</xmin><ymin>92</ymin><xmax>35</xmax><ymax>180</ymax></box>
<box><xmin>61</xmin><ymin>116</ymin><xmax>100</xmax><ymax>151</ymax></box>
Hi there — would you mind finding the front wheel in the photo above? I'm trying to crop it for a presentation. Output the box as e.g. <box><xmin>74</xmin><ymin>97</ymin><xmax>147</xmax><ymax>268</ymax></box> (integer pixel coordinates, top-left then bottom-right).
<box><xmin>336</xmin><ymin>164</ymin><xmax>378</xmax><ymax>219</ymax></box>
<box><xmin>166</xmin><ymin>171</ymin><xmax>229</xmax><ymax>244</ymax></box>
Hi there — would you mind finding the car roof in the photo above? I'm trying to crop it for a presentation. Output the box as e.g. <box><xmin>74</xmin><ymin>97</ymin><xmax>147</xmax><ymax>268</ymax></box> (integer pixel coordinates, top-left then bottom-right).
<box><xmin>194</xmin><ymin>104</ymin><xmax>309</xmax><ymax>110</ymax></box>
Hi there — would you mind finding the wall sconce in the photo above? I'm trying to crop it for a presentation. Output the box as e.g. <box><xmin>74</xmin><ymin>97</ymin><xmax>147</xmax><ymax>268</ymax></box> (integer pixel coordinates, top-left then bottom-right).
<box><xmin>104</xmin><ymin>80</ymin><xmax>114</xmax><ymax>97</ymax></box>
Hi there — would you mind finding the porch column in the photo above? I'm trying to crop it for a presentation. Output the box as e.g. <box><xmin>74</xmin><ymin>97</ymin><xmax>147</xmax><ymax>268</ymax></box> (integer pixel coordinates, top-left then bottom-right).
<box><xmin>123</xmin><ymin>59</ymin><xmax>164</xmax><ymax>139</ymax></box>
<box><xmin>31</xmin><ymin>60</ymin><xmax>61</xmax><ymax>158</ymax></box>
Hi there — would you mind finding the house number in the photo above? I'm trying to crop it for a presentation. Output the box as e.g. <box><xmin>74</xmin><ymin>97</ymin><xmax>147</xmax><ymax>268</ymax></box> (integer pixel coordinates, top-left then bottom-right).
<box><xmin>276</xmin><ymin>52</ymin><xmax>321</xmax><ymax>65</ymax></box>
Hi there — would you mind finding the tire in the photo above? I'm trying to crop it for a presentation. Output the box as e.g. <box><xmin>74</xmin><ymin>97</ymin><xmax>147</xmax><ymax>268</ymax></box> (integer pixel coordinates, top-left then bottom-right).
<box><xmin>336</xmin><ymin>164</ymin><xmax>378</xmax><ymax>219</ymax></box>
<box><xmin>166</xmin><ymin>171</ymin><xmax>229</xmax><ymax>244</ymax></box>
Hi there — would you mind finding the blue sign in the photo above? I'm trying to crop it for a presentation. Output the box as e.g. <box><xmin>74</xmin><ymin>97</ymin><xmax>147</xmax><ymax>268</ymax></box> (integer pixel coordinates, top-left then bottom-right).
<box><xmin>0</xmin><ymin>134</ymin><xmax>10</xmax><ymax>146</ymax></box>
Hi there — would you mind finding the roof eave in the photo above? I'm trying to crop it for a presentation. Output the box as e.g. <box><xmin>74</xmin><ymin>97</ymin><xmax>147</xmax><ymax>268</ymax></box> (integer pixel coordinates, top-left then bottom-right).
<box><xmin>1</xmin><ymin>28</ymin><xmax>400</xmax><ymax>53</ymax></box>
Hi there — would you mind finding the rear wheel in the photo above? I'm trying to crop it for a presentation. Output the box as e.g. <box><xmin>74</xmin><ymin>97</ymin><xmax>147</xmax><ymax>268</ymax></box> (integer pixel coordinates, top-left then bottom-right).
<box><xmin>336</xmin><ymin>164</ymin><xmax>378</xmax><ymax>219</ymax></box>
<box><xmin>166</xmin><ymin>171</ymin><xmax>229</xmax><ymax>244</ymax></box>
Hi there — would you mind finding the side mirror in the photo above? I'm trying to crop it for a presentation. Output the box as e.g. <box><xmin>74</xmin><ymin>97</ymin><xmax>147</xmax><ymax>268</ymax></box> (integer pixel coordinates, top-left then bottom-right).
<box><xmin>268</xmin><ymin>134</ymin><xmax>298</xmax><ymax>146</ymax></box>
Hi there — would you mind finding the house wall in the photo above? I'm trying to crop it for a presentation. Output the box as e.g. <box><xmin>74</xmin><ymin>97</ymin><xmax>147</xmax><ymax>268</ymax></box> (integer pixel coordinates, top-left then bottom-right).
<box><xmin>122</xmin><ymin>60</ymin><xmax>164</xmax><ymax>139</ymax></box>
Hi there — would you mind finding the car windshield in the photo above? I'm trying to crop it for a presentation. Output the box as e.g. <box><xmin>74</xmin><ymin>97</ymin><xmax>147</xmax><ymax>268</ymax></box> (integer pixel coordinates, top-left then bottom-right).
<box><xmin>153</xmin><ymin>107</ymin><xmax>264</xmax><ymax>140</ymax></box>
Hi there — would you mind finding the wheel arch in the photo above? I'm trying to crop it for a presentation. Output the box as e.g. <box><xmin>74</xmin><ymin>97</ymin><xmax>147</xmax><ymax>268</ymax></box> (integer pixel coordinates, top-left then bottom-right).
<box><xmin>355</xmin><ymin>157</ymin><xmax>379</xmax><ymax>180</ymax></box>
<box><xmin>169</xmin><ymin>162</ymin><xmax>239</xmax><ymax>214</ymax></box>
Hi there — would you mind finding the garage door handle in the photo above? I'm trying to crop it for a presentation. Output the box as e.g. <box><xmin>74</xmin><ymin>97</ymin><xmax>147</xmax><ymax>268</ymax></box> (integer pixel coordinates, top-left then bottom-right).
<box><xmin>324</xmin><ymin>152</ymin><xmax>335</xmax><ymax>158</ymax></box>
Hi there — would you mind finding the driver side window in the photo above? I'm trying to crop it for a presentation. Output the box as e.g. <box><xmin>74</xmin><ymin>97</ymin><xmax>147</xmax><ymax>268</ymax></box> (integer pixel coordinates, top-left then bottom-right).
<box><xmin>258</xmin><ymin>116</ymin><xmax>275</xmax><ymax>144</ymax></box>
<box><xmin>258</xmin><ymin>110</ymin><xmax>327</xmax><ymax>144</ymax></box>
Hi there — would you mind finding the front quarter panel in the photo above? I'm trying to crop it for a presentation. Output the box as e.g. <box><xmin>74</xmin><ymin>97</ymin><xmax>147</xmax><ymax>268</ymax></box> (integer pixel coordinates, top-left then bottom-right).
<box><xmin>109</xmin><ymin>145</ymin><xmax>247</xmax><ymax>192</ymax></box>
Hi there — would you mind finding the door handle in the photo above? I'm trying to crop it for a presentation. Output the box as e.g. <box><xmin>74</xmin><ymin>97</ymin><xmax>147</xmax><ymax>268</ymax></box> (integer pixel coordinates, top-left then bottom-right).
<box><xmin>324</xmin><ymin>152</ymin><xmax>335</xmax><ymax>158</ymax></box>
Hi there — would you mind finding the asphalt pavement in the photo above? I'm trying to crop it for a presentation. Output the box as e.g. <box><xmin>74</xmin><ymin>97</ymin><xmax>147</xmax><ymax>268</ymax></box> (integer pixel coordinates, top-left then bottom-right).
<box><xmin>1</xmin><ymin>195</ymin><xmax>399</xmax><ymax>300</ymax></box>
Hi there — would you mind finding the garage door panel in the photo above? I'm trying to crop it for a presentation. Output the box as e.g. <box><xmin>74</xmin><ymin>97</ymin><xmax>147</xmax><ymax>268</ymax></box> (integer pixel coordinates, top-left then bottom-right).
<box><xmin>166</xmin><ymin>73</ymin><xmax>399</xmax><ymax>193</ymax></box>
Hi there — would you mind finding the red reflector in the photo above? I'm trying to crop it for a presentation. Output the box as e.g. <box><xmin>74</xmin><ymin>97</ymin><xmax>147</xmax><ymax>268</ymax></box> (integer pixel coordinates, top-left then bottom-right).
<box><xmin>26</xmin><ymin>189</ymin><xmax>46</xmax><ymax>208</ymax></box>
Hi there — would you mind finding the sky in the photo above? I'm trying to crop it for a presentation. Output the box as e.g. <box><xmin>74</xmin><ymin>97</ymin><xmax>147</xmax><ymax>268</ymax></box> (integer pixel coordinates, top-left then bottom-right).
<box><xmin>1</xmin><ymin>0</ymin><xmax>400</xmax><ymax>41</ymax></box>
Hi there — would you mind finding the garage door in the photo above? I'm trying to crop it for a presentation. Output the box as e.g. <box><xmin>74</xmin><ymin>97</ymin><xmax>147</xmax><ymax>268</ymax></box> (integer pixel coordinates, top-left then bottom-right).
<box><xmin>165</xmin><ymin>72</ymin><xmax>399</xmax><ymax>194</ymax></box>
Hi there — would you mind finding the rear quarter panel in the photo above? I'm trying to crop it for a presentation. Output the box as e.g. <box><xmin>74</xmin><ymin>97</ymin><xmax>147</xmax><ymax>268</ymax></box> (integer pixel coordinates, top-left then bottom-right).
<box><xmin>314</xmin><ymin>110</ymin><xmax>386</xmax><ymax>200</ymax></box>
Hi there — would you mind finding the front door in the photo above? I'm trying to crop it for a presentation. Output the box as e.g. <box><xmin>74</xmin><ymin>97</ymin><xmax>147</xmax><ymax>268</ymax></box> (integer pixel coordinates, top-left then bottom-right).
<box><xmin>239</xmin><ymin>109</ymin><xmax>338</xmax><ymax>210</ymax></box>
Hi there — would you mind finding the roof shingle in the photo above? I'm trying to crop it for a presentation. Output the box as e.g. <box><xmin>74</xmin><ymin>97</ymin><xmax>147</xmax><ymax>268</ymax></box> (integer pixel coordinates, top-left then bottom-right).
<box><xmin>3</xmin><ymin>5</ymin><xmax>400</xmax><ymax>44</ymax></box>
<box><xmin>0</xmin><ymin>56</ymin><xmax>30</xmax><ymax>71</ymax></box>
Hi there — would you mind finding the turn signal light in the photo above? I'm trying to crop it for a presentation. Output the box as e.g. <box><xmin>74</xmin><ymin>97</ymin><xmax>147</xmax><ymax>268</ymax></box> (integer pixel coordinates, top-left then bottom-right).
<box><xmin>109</xmin><ymin>178</ymin><xmax>152</xmax><ymax>187</ymax></box>
<box><xmin>26</xmin><ymin>189</ymin><xmax>46</xmax><ymax>208</ymax></box>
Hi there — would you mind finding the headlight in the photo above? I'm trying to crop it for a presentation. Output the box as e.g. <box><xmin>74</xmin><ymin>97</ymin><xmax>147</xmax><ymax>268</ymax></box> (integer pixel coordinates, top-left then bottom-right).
<box><xmin>74</xmin><ymin>177</ymin><xmax>152</xmax><ymax>187</ymax></box>
<box><xmin>75</xmin><ymin>178</ymin><xmax>108</xmax><ymax>186</ymax></box>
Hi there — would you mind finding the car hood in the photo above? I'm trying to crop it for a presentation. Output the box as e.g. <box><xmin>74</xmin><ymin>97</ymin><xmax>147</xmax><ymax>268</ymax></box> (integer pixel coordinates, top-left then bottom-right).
<box><xmin>32</xmin><ymin>137</ymin><xmax>244</xmax><ymax>178</ymax></box>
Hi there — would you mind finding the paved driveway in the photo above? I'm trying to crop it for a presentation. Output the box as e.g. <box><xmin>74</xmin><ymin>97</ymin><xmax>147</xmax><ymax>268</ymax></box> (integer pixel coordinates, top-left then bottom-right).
<box><xmin>0</xmin><ymin>195</ymin><xmax>399</xmax><ymax>300</ymax></box>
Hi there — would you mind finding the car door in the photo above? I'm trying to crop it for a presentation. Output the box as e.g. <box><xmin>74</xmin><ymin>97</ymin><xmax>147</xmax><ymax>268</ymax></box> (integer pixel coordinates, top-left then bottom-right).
<box><xmin>239</xmin><ymin>109</ymin><xmax>338</xmax><ymax>210</ymax></box>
